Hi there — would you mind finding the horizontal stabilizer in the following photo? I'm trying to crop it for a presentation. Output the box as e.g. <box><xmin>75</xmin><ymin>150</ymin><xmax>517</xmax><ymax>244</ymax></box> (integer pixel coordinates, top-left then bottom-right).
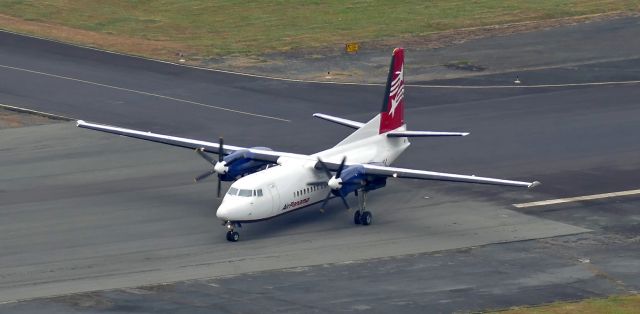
<box><xmin>313</xmin><ymin>113</ymin><xmax>364</xmax><ymax>129</ymax></box>
<box><xmin>386</xmin><ymin>130</ymin><xmax>469</xmax><ymax>137</ymax></box>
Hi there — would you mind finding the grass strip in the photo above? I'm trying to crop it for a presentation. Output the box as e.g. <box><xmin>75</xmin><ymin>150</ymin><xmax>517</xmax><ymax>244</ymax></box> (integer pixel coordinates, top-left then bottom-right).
<box><xmin>0</xmin><ymin>0</ymin><xmax>638</xmax><ymax>60</ymax></box>
<box><xmin>491</xmin><ymin>294</ymin><xmax>640</xmax><ymax>314</ymax></box>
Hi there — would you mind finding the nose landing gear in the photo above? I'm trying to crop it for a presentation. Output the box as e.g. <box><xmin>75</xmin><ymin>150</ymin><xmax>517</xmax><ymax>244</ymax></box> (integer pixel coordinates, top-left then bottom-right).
<box><xmin>224</xmin><ymin>221</ymin><xmax>241</xmax><ymax>242</ymax></box>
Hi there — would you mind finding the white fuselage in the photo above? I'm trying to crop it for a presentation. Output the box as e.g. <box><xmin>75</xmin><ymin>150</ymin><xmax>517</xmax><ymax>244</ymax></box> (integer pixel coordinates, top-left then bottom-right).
<box><xmin>216</xmin><ymin>120</ymin><xmax>410</xmax><ymax>222</ymax></box>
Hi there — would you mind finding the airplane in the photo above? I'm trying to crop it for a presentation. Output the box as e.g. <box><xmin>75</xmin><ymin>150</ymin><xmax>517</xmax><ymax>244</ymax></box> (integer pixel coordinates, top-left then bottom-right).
<box><xmin>77</xmin><ymin>48</ymin><xmax>539</xmax><ymax>242</ymax></box>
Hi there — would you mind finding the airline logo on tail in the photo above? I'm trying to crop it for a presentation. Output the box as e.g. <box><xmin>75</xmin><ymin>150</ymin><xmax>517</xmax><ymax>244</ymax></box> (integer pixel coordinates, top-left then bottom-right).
<box><xmin>379</xmin><ymin>48</ymin><xmax>405</xmax><ymax>134</ymax></box>
<box><xmin>389</xmin><ymin>64</ymin><xmax>404</xmax><ymax>117</ymax></box>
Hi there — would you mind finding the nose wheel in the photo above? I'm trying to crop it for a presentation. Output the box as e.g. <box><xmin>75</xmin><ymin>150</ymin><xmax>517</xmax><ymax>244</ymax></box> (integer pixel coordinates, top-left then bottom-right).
<box><xmin>353</xmin><ymin>190</ymin><xmax>373</xmax><ymax>226</ymax></box>
<box><xmin>224</xmin><ymin>221</ymin><xmax>241</xmax><ymax>242</ymax></box>
<box><xmin>226</xmin><ymin>230</ymin><xmax>240</xmax><ymax>242</ymax></box>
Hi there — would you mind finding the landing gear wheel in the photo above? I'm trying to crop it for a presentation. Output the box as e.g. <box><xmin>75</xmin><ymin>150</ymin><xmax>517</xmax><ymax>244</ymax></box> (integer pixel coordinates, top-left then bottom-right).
<box><xmin>353</xmin><ymin>210</ymin><xmax>362</xmax><ymax>225</ymax></box>
<box><xmin>231</xmin><ymin>231</ymin><xmax>240</xmax><ymax>242</ymax></box>
<box><xmin>360</xmin><ymin>211</ymin><xmax>372</xmax><ymax>226</ymax></box>
<box><xmin>226</xmin><ymin>230</ymin><xmax>240</xmax><ymax>242</ymax></box>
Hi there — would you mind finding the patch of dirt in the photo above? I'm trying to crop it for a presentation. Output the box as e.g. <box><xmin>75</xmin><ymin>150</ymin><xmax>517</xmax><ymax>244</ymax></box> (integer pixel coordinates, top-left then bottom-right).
<box><xmin>0</xmin><ymin>14</ymin><xmax>194</xmax><ymax>60</ymax></box>
<box><xmin>0</xmin><ymin>108</ymin><xmax>64</xmax><ymax>129</ymax></box>
<box><xmin>444</xmin><ymin>61</ymin><xmax>486</xmax><ymax>72</ymax></box>
<box><xmin>52</xmin><ymin>292</ymin><xmax>113</xmax><ymax>310</ymax></box>
<box><xmin>374</xmin><ymin>11</ymin><xmax>638</xmax><ymax>51</ymax></box>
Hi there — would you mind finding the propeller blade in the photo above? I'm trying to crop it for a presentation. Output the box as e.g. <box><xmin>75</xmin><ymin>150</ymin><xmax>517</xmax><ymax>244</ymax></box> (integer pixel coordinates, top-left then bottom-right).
<box><xmin>196</xmin><ymin>148</ymin><xmax>217</xmax><ymax>165</ymax></box>
<box><xmin>194</xmin><ymin>169</ymin><xmax>216</xmax><ymax>182</ymax></box>
<box><xmin>307</xmin><ymin>181</ymin><xmax>327</xmax><ymax>186</ymax></box>
<box><xmin>320</xmin><ymin>192</ymin><xmax>332</xmax><ymax>212</ymax></box>
<box><xmin>338</xmin><ymin>194</ymin><xmax>350</xmax><ymax>210</ymax></box>
<box><xmin>335</xmin><ymin>156</ymin><xmax>347</xmax><ymax>178</ymax></box>
<box><xmin>217</xmin><ymin>176</ymin><xmax>222</xmax><ymax>198</ymax></box>
<box><xmin>218</xmin><ymin>137</ymin><xmax>224</xmax><ymax>162</ymax></box>
<box><xmin>316</xmin><ymin>158</ymin><xmax>332</xmax><ymax>178</ymax></box>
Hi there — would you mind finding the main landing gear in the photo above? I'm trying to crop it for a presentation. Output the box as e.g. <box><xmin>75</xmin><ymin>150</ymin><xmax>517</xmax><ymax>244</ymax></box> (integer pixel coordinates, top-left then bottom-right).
<box><xmin>224</xmin><ymin>221</ymin><xmax>241</xmax><ymax>242</ymax></box>
<box><xmin>353</xmin><ymin>190</ymin><xmax>373</xmax><ymax>226</ymax></box>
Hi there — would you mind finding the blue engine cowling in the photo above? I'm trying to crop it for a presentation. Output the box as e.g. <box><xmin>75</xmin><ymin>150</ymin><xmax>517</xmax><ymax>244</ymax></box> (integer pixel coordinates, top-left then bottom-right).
<box><xmin>219</xmin><ymin>147</ymin><xmax>274</xmax><ymax>181</ymax></box>
<box><xmin>334</xmin><ymin>165</ymin><xmax>387</xmax><ymax>196</ymax></box>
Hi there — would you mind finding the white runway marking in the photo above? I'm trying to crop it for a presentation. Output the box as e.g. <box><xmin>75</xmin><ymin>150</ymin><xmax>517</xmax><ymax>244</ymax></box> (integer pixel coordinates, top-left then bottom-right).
<box><xmin>0</xmin><ymin>102</ymin><xmax>75</xmax><ymax>120</ymax></box>
<box><xmin>0</xmin><ymin>64</ymin><xmax>290</xmax><ymax>122</ymax></box>
<box><xmin>513</xmin><ymin>189</ymin><xmax>640</xmax><ymax>208</ymax></box>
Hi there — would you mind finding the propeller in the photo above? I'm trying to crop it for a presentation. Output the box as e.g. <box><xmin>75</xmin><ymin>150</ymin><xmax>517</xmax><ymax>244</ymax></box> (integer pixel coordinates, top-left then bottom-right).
<box><xmin>194</xmin><ymin>137</ymin><xmax>227</xmax><ymax>198</ymax></box>
<box><xmin>308</xmin><ymin>156</ymin><xmax>350</xmax><ymax>212</ymax></box>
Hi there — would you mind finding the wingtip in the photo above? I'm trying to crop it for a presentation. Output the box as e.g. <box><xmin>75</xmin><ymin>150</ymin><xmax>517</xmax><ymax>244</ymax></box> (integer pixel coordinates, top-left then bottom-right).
<box><xmin>76</xmin><ymin>120</ymin><xmax>85</xmax><ymax>127</ymax></box>
<box><xmin>462</xmin><ymin>132</ymin><xmax>470</xmax><ymax>136</ymax></box>
<box><xmin>528</xmin><ymin>181</ymin><xmax>541</xmax><ymax>188</ymax></box>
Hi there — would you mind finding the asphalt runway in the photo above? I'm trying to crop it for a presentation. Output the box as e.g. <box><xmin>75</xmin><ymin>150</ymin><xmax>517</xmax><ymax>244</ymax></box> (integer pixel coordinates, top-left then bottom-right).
<box><xmin>1</xmin><ymin>17</ymin><xmax>640</xmax><ymax>313</ymax></box>
<box><xmin>0</xmin><ymin>122</ymin><xmax>588</xmax><ymax>303</ymax></box>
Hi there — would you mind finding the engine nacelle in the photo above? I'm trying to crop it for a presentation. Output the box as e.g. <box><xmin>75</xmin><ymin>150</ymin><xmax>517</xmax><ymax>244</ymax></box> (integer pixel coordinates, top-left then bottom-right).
<box><xmin>332</xmin><ymin>165</ymin><xmax>387</xmax><ymax>196</ymax></box>
<box><xmin>219</xmin><ymin>147</ymin><xmax>274</xmax><ymax>181</ymax></box>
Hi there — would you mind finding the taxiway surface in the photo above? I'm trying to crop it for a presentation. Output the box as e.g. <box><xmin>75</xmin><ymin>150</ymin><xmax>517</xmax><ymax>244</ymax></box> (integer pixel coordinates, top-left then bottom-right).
<box><xmin>1</xmin><ymin>16</ymin><xmax>640</xmax><ymax>313</ymax></box>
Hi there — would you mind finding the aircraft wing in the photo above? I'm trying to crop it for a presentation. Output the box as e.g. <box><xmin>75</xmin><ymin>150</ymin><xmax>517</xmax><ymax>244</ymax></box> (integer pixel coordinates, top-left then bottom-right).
<box><xmin>361</xmin><ymin>163</ymin><xmax>539</xmax><ymax>188</ymax></box>
<box><xmin>76</xmin><ymin>120</ymin><xmax>304</xmax><ymax>163</ymax></box>
<box><xmin>77</xmin><ymin>120</ymin><xmax>538</xmax><ymax>188</ymax></box>
<box><xmin>317</xmin><ymin>160</ymin><xmax>538</xmax><ymax>188</ymax></box>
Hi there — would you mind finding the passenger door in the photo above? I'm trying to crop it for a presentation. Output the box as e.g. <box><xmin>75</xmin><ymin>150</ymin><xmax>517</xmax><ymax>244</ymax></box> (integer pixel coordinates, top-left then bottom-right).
<box><xmin>266</xmin><ymin>183</ymin><xmax>280</xmax><ymax>215</ymax></box>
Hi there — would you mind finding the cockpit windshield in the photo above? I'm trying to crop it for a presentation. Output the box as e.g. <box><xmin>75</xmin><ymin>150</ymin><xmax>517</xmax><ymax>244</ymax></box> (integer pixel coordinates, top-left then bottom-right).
<box><xmin>227</xmin><ymin>187</ymin><xmax>264</xmax><ymax>197</ymax></box>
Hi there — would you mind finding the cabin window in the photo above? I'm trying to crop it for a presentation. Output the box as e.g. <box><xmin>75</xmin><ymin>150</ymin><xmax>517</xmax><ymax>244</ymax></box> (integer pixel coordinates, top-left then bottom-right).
<box><xmin>238</xmin><ymin>189</ymin><xmax>252</xmax><ymax>197</ymax></box>
<box><xmin>227</xmin><ymin>187</ymin><xmax>238</xmax><ymax>195</ymax></box>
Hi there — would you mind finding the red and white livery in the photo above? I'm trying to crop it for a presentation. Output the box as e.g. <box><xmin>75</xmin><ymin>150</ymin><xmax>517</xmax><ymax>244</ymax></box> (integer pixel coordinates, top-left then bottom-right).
<box><xmin>77</xmin><ymin>48</ymin><xmax>539</xmax><ymax>242</ymax></box>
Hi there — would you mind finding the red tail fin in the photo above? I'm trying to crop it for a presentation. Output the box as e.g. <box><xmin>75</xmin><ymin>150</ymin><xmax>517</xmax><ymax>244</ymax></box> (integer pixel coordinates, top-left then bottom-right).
<box><xmin>379</xmin><ymin>48</ymin><xmax>405</xmax><ymax>134</ymax></box>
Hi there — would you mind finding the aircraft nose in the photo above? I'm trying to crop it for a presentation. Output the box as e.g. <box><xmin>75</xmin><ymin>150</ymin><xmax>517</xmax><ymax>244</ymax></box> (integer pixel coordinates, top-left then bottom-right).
<box><xmin>216</xmin><ymin>202</ymin><xmax>232</xmax><ymax>221</ymax></box>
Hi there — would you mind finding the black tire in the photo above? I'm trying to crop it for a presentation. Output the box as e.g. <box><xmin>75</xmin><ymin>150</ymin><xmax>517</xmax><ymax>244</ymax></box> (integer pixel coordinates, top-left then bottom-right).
<box><xmin>226</xmin><ymin>231</ymin><xmax>233</xmax><ymax>241</ymax></box>
<box><xmin>231</xmin><ymin>231</ymin><xmax>240</xmax><ymax>242</ymax></box>
<box><xmin>353</xmin><ymin>210</ymin><xmax>362</xmax><ymax>225</ymax></box>
<box><xmin>360</xmin><ymin>211</ymin><xmax>372</xmax><ymax>226</ymax></box>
